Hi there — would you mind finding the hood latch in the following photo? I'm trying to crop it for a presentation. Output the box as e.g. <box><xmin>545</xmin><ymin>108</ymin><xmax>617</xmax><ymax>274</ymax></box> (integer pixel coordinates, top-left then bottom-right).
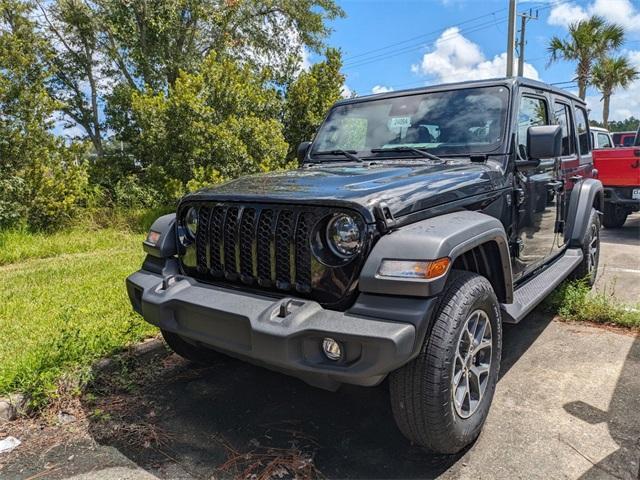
<box><xmin>374</xmin><ymin>202</ymin><xmax>396</xmax><ymax>233</ymax></box>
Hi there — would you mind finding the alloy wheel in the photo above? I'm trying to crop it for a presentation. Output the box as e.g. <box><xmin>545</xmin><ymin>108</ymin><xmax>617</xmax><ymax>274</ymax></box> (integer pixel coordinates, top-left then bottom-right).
<box><xmin>452</xmin><ymin>309</ymin><xmax>493</xmax><ymax>419</ymax></box>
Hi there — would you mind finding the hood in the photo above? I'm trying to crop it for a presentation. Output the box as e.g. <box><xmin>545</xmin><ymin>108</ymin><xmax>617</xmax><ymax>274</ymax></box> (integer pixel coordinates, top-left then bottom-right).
<box><xmin>185</xmin><ymin>161</ymin><xmax>502</xmax><ymax>220</ymax></box>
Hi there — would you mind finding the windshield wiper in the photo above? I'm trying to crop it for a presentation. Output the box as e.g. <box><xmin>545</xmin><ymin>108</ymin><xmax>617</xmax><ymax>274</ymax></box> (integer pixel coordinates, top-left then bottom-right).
<box><xmin>370</xmin><ymin>146</ymin><xmax>444</xmax><ymax>163</ymax></box>
<box><xmin>312</xmin><ymin>149</ymin><xmax>363</xmax><ymax>162</ymax></box>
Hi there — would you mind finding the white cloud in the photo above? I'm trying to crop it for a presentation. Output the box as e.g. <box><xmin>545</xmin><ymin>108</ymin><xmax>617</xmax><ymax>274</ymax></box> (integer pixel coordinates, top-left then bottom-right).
<box><xmin>548</xmin><ymin>3</ymin><xmax>589</xmax><ymax>27</ymax></box>
<box><xmin>411</xmin><ymin>27</ymin><xmax>540</xmax><ymax>83</ymax></box>
<box><xmin>372</xmin><ymin>85</ymin><xmax>394</xmax><ymax>94</ymax></box>
<box><xmin>341</xmin><ymin>84</ymin><xmax>354</xmax><ymax>98</ymax></box>
<box><xmin>585</xmin><ymin>49</ymin><xmax>640</xmax><ymax>122</ymax></box>
<box><xmin>548</xmin><ymin>0</ymin><xmax>640</xmax><ymax>32</ymax></box>
<box><xmin>299</xmin><ymin>47</ymin><xmax>311</xmax><ymax>72</ymax></box>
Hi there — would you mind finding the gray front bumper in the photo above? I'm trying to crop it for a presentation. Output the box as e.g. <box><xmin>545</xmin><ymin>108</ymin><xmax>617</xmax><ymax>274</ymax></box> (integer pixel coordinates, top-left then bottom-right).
<box><xmin>126</xmin><ymin>268</ymin><xmax>421</xmax><ymax>389</ymax></box>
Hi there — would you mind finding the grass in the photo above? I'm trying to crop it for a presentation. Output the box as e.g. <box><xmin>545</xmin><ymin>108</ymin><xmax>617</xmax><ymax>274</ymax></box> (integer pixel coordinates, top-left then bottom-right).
<box><xmin>545</xmin><ymin>280</ymin><xmax>640</xmax><ymax>329</ymax></box>
<box><xmin>0</xmin><ymin>226</ymin><xmax>157</xmax><ymax>408</ymax></box>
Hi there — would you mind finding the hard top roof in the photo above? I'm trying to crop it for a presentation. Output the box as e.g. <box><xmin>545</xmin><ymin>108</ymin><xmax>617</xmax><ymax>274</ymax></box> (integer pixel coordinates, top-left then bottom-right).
<box><xmin>335</xmin><ymin>76</ymin><xmax>585</xmax><ymax>107</ymax></box>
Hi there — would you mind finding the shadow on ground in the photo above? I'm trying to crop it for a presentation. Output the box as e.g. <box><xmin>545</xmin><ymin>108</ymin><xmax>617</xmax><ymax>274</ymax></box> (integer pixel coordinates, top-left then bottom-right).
<box><xmin>565</xmin><ymin>335</ymin><xmax>640</xmax><ymax>480</ymax></box>
<box><xmin>75</xmin><ymin>310</ymin><xmax>561</xmax><ymax>479</ymax></box>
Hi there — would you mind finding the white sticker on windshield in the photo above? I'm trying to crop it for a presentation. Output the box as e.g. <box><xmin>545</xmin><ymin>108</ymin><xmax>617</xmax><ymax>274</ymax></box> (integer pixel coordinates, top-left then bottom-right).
<box><xmin>388</xmin><ymin>116</ymin><xmax>412</xmax><ymax>129</ymax></box>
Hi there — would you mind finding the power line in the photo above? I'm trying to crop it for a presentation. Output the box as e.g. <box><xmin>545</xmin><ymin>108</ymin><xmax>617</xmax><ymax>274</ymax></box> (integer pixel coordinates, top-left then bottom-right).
<box><xmin>343</xmin><ymin>16</ymin><xmax>510</xmax><ymax>70</ymax></box>
<box><xmin>342</xmin><ymin>6</ymin><xmax>508</xmax><ymax>62</ymax></box>
<box><xmin>342</xmin><ymin>0</ymin><xmax>565</xmax><ymax>71</ymax></box>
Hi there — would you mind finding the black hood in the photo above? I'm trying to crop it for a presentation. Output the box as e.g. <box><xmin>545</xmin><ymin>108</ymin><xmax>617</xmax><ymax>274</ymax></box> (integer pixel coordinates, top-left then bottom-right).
<box><xmin>184</xmin><ymin>161</ymin><xmax>503</xmax><ymax>221</ymax></box>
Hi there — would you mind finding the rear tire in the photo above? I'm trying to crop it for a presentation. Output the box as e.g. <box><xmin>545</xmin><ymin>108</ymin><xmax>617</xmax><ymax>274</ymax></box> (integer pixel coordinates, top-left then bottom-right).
<box><xmin>161</xmin><ymin>329</ymin><xmax>222</xmax><ymax>365</ymax></box>
<box><xmin>570</xmin><ymin>208</ymin><xmax>600</xmax><ymax>285</ymax></box>
<box><xmin>602</xmin><ymin>203</ymin><xmax>627</xmax><ymax>228</ymax></box>
<box><xmin>389</xmin><ymin>271</ymin><xmax>502</xmax><ymax>454</ymax></box>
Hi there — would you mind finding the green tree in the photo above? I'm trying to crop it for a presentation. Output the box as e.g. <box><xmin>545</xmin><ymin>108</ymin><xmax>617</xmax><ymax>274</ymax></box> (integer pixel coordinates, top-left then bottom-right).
<box><xmin>97</xmin><ymin>0</ymin><xmax>343</xmax><ymax>90</ymax></box>
<box><xmin>36</xmin><ymin>0</ymin><xmax>105</xmax><ymax>156</ymax></box>
<box><xmin>283</xmin><ymin>47</ymin><xmax>344</xmax><ymax>161</ymax></box>
<box><xmin>0</xmin><ymin>0</ymin><xmax>88</xmax><ymax>230</ymax></box>
<box><xmin>108</xmin><ymin>53</ymin><xmax>289</xmax><ymax>201</ymax></box>
<box><xmin>591</xmin><ymin>56</ymin><xmax>639</xmax><ymax>128</ymax></box>
<box><xmin>548</xmin><ymin>16</ymin><xmax>624</xmax><ymax>99</ymax></box>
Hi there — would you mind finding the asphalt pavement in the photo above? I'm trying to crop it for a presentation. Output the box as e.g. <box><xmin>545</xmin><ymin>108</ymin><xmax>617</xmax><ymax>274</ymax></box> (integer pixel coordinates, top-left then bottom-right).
<box><xmin>596</xmin><ymin>212</ymin><xmax>640</xmax><ymax>303</ymax></box>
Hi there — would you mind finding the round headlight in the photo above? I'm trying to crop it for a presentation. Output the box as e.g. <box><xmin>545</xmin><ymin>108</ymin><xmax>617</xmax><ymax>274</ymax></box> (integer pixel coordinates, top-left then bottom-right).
<box><xmin>326</xmin><ymin>214</ymin><xmax>362</xmax><ymax>257</ymax></box>
<box><xmin>185</xmin><ymin>207</ymin><xmax>199</xmax><ymax>237</ymax></box>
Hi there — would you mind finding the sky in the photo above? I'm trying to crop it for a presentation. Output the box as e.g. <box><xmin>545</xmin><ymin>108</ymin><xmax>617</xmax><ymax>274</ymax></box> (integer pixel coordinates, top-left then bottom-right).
<box><xmin>312</xmin><ymin>0</ymin><xmax>640</xmax><ymax>122</ymax></box>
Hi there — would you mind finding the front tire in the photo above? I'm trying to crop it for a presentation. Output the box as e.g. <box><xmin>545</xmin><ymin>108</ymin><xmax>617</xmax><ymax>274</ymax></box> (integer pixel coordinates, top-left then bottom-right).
<box><xmin>389</xmin><ymin>271</ymin><xmax>502</xmax><ymax>454</ymax></box>
<box><xmin>161</xmin><ymin>329</ymin><xmax>222</xmax><ymax>365</ymax></box>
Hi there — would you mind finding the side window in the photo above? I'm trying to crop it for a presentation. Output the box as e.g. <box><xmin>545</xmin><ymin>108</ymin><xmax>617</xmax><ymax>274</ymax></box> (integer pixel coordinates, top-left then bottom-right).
<box><xmin>553</xmin><ymin>102</ymin><xmax>575</xmax><ymax>156</ymax></box>
<box><xmin>518</xmin><ymin>96</ymin><xmax>548</xmax><ymax>158</ymax></box>
<box><xmin>575</xmin><ymin>107</ymin><xmax>591</xmax><ymax>155</ymax></box>
<box><xmin>597</xmin><ymin>133</ymin><xmax>612</xmax><ymax>148</ymax></box>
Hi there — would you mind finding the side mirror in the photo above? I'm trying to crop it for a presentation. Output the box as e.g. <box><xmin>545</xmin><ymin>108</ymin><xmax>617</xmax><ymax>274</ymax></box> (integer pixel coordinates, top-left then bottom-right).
<box><xmin>297</xmin><ymin>141</ymin><xmax>312</xmax><ymax>163</ymax></box>
<box><xmin>527</xmin><ymin>125</ymin><xmax>562</xmax><ymax>160</ymax></box>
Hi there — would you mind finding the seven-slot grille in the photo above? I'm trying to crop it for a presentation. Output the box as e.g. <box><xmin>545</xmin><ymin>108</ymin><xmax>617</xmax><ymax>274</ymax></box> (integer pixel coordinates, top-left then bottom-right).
<box><xmin>190</xmin><ymin>204</ymin><xmax>324</xmax><ymax>293</ymax></box>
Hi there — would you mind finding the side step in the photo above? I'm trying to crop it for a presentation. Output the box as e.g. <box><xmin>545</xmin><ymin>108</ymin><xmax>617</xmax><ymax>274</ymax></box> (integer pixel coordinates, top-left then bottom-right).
<box><xmin>501</xmin><ymin>248</ymin><xmax>583</xmax><ymax>324</ymax></box>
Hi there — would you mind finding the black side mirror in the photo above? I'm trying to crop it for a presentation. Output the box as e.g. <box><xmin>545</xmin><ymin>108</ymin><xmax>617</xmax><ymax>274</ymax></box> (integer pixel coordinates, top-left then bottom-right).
<box><xmin>297</xmin><ymin>141</ymin><xmax>312</xmax><ymax>163</ymax></box>
<box><xmin>527</xmin><ymin>125</ymin><xmax>562</xmax><ymax>159</ymax></box>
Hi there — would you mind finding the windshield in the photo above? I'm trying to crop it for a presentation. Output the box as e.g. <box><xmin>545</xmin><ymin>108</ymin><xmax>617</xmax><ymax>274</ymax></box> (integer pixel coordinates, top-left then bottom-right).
<box><xmin>311</xmin><ymin>86</ymin><xmax>510</xmax><ymax>159</ymax></box>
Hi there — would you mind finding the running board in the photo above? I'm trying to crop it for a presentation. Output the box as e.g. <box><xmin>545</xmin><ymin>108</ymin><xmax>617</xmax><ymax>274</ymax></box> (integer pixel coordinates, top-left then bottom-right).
<box><xmin>501</xmin><ymin>248</ymin><xmax>583</xmax><ymax>324</ymax></box>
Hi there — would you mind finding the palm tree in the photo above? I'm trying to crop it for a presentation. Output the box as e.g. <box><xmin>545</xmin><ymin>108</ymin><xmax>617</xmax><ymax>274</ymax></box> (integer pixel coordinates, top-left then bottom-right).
<box><xmin>592</xmin><ymin>56</ymin><xmax>639</xmax><ymax>128</ymax></box>
<box><xmin>548</xmin><ymin>16</ymin><xmax>624</xmax><ymax>99</ymax></box>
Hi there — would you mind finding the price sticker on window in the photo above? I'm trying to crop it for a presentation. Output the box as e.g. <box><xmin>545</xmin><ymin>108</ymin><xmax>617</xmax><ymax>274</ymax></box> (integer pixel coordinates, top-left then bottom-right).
<box><xmin>388</xmin><ymin>116</ymin><xmax>412</xmax><ymax>130</ymax></box>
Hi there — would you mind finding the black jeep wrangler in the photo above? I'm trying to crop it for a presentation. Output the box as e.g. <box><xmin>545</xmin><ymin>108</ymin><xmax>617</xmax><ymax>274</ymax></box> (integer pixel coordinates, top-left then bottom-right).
<box><xmin>127</xmin><ymin>77</ymin><xmax>603</xmax><ymax>454</ymax></box>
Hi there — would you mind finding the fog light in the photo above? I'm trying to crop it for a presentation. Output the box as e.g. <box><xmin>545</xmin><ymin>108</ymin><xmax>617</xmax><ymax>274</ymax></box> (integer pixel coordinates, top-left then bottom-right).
<box><xmin>322</xmin><ymin>337</ymin><xmax>343</xmax><ymax>361</ymax></box>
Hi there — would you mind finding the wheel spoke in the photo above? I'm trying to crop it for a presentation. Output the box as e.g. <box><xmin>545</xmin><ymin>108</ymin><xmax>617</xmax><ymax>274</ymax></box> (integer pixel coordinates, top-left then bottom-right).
<box><xmin>470</xmin><ymin>363</ymin><xmax>490</xmax><ymax>382</ymax></box>
<box><xmin>474</xmin><ymin>339</ymin><xmax>492</xmax><ymax>354</ymax></box>
<box><xmin>474</xmin><ymin>318</ymin><xmax>488</xmax><ymax>348</ymax></box>
<box><xmin>454</xmin><ymin>376</ymin><xmax>468</xmax><ymax>408</ymax></box>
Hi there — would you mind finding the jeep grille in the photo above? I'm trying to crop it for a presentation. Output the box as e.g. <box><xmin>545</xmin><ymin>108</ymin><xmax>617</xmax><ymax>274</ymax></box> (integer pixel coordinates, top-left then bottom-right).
<box><xmin>178</xmin><ymin>202</ymin><xmax>369</xmax><ymax>306</ymax></box>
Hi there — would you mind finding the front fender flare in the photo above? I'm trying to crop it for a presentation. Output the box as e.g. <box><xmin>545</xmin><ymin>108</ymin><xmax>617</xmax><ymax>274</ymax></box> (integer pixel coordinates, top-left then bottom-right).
<box><xmin>359</xmin><ymin>210</ymin><xmax>512</xmax><ymax>301</ymax></box>
<box><xmin>143</xmin><ymin>213</ymin><xmax>177</xmax><ymax>258</ymax></box>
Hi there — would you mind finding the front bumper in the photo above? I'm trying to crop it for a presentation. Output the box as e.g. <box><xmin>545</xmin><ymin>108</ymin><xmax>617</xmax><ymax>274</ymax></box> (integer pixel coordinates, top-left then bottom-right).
<box><xmin>126</xmin><ymin>266</ymin><xmax>429</xmax><ymax>390</ymax></box>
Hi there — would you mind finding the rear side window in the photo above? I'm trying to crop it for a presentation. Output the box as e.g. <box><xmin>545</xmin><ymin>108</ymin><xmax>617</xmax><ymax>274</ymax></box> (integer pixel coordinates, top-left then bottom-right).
<box><xmin>575</xmin><ymin>107</ymin><xmax>591</xmax><ymax>155</ymax></box>
<box><xmin>623</xmin><ymin>135</ymin><xmax>635</xmax><ymax>147</ymax></box>
<box><xmin>597</xmin><ymin>133</ymin><xmax>612</xmax><ymax>148</ymax></box>
<box><xmin>517</xmin><ymin>96</ymin><xmax>548</xmax><ymax>158</ymax></box>
<box><xmin>554</xmin><ymin>102</ymin><xmax>575</xmax><ymax>156</ymax></box>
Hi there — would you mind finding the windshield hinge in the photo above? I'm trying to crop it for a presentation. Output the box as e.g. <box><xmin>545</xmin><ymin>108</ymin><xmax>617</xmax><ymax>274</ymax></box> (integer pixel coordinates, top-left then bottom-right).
<box><xmin>470</xmin><ymin>154</ymin><xmax>488</xmax><ymax>163</ymax></box>
<box><xmin>374</xmin><ymin>202</ymin><xmax>396</xmax><ymax>233</ymax></box>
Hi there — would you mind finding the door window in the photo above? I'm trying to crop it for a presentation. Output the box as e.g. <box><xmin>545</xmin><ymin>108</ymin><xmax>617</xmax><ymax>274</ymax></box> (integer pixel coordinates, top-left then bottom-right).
<box><xmin>553</xmin><ymin>103</ymin><xmax>575</xmax><ymax>156</ymax></box>
<box><xmin>517</xmin><ymin>96</ymin><xmax>548</xmax><ymax>158</ymax></box>
<box><xmin>575</xmin><ymin>107</ymin><xmax>591</xmax><ymax>156</ymax></box>
<box><xmin>597</xmin><ymin>133</ymin><xmax>612</xmax><ymax>148</ymax></box>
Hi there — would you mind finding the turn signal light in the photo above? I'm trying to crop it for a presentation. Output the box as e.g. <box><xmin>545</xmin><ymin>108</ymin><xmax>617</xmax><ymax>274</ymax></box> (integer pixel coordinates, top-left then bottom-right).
<box><xmin>378</xmin><ymin>257</ymin><xmax>450</xmax><ymax>279</ymax></box>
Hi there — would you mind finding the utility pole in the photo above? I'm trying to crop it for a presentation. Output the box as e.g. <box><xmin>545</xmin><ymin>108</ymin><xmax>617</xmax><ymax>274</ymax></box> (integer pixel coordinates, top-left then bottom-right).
<box><xmin>517</xmin><ymin>9</ymin><xmax>539</xmax><ymax>77</ymax></box>
<box><xmin>506</xmin><ymin>0</ymin><xmax>517</xmax><ymax>76</ymax></box>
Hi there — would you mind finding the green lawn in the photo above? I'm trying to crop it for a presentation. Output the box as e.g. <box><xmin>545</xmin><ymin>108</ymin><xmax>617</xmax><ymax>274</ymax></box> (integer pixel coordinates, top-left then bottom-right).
<box><xmin>0</xmin><ymin>228</ymin><xmax>157</xmax><ymax>407</ymax></box>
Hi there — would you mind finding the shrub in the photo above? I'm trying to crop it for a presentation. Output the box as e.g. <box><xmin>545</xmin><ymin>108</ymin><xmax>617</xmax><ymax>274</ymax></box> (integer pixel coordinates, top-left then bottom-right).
<box><xmin>545</xmin><ymin>280</ymin><xmax>640</xmax><ymax>329</ymax></box>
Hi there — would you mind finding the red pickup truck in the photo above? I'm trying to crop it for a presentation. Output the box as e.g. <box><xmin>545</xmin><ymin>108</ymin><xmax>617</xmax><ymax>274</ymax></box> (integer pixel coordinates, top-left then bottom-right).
<box><xmin>593</xmin><ymin>127</ymin><xmax>640</xmax><ymax>227</ymax></box>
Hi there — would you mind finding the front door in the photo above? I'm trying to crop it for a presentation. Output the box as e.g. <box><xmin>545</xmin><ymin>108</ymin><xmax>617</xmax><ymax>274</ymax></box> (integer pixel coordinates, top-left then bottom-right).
<box><xmin>512</xmin><ymin>93</ymin><xmax>563</xmax><ymax>279</ymax></box>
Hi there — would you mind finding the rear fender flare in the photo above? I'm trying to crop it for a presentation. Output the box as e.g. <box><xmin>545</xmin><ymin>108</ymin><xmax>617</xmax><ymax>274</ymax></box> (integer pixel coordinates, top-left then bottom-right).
<box><xmin>566</xmin><ymin>179</ymin><xmax>603</xmax><ymax>248</ymax></box>
<box><xmin>359</xmin><ymin>210</ymin><xmax>513</xmax><ymax>301</ymax></box>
